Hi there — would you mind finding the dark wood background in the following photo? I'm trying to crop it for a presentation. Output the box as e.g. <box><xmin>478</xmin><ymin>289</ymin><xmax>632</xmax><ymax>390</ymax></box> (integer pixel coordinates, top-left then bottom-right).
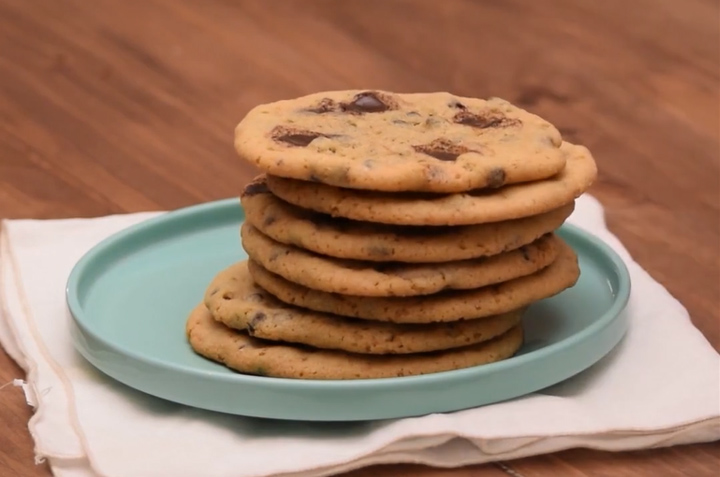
<box><xmin>1</xmin><ymin>0</ymin><xmax>718</xmax><ymax>476</ymax></box>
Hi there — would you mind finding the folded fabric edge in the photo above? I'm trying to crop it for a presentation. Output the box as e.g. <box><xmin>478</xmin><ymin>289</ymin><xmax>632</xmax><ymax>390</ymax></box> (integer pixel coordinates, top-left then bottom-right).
<box><xmin>273</xmin><ymin>417</ymin><xmax>720</xmax><ymax>477</ymax></box>
<box><xmin>0</xmin><ymin>223</ymin><xmax>87</xmax><ymax>462</ymax></box>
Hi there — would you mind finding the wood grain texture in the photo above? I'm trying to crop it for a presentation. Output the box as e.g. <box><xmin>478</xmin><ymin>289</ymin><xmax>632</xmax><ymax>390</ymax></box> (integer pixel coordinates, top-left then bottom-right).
<box><xmin>0</xmin><ymin>0</ymin><xmax>718</xmax><ymax>476</ymax></box>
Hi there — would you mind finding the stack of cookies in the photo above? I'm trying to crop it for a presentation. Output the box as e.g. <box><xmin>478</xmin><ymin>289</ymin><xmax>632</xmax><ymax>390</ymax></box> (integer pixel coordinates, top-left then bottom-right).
<box><xmin>186</xmin><ymin>90</ymin><xmax>597</xmax><ymax>380</ymax></box>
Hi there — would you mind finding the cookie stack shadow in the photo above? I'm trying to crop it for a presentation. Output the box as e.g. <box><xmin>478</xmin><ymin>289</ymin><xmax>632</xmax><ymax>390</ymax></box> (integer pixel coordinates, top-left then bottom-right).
<box><xmin>186</xmin><ymin>90</ymin><xmax>597</xmax><ymax>380</ymax></box>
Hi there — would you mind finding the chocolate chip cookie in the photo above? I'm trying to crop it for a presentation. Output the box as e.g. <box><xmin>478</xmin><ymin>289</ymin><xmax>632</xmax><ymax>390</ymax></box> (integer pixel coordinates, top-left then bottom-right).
<box><xmin>234</xmin><ymin>90</ymin><xmax>566</xmax><ymax>193</ymax></box>
<box><xmin>204</xmin><ymin>261</ymin><xmax>524</xmax><ymax>354</ymax></box>
<box><xmin>265</xmin><ymin>141</ymin><xmax>596</xmax><ymax>226</ymax></box>
<box><xmin>241</xmin><ymin>176</ymin><xmax>574</xmax><ymax>262</ymax></box>
<box><xmin>186</xmin><ymin>304</ymin><xmax>524</xmax><ymax>379</ymax></box>
<box><xmin>241</xmin><ymin>222</ymin><xmax>560</xmax><ymax>297</ymax></box>
<box><xmin>247</xmin><ymin>238</ymin><xmax>580</xmax><ymax>323</ymax></box>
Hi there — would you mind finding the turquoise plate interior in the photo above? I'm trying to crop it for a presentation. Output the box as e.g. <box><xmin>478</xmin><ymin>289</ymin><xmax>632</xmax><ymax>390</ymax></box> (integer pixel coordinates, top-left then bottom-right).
<box><xmin>66</xmin><ymin>198</ymin><xmax>631</xmax><ymax>421</ymax></box>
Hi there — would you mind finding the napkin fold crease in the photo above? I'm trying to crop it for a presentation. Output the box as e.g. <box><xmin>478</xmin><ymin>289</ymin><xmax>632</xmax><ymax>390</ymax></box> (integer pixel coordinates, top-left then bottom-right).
<box><xmin>0</xmin><ymin>195</ymin><xmax>718</xmax><ymax>477</ymax></box>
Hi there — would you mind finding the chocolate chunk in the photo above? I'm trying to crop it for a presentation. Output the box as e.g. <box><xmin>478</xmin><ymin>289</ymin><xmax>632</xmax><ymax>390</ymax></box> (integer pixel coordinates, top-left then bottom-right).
<box><xmin>520</xmin><ymin>246</ymin><xmax>531</xmax><ymax>261</ymax></box>
<box><xmin>366</xmin><ymin>244</ymin><xmax>392</xmax><ymax>258</ymax></box>
<box><xmin>453</xmin><ymin>111</ymin><xmax>521</xmax><ymax>129</ymax></box>
<box><xmin>242</xmin><ymin>179</ymin><xmax>269</xmax><ymax>197</ymax></box>
<box><xmin>449</xmin><ymin>99</ymin><xmax>467</xmax><ymax>110</ymax></box>
<box><xmin>271</xmin><ymin>125</ymin><xmax>329</xmax><ymax>147</ymax></box>
<box><xmin>247</xmin><ymin>312</ymin><xmax>266</xmax><ymax>335</ymax></box>
<box><xmin>307</xmin><ymin>98</ymin><xmax>338</xmax><ymax>113</ymax></box>
<box><xmin>412</xmin><ymin>138</ymin><xmax>474</xmax><ymax>162</ymax></box>
<box><xmin>250</xmin><ymin>311</ymin><xmax>266</xmax><ymax>325</ymax></box>
<box><xmin>340</xmin><ymin>91</ymin><xmax>392</xmax><ymax>113</ymax></box>
<box><xmin>263</xmin><ymin>215</ymin><xmax>277</xmax><ymax>227</ymax></box>
<box><xmin>486</xmin><ymin>168</ymin><xmax>506</xmax><ymax>188</ymax></box>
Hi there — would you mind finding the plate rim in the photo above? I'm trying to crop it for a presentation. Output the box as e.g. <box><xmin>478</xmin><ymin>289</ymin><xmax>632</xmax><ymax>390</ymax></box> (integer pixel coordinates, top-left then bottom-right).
<box><xmin>65</xmin><ymin>197</ymin><xmax>632</xmax><ymax>392</ymax></box>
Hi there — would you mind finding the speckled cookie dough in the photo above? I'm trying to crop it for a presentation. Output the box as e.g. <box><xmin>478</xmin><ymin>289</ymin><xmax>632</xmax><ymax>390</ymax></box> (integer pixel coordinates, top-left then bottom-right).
<box><xmin>203</xmin><ymin>261</ymin><xmax>524</xmax><ymax>354</ymax></box>
<box><xmin>186</xmin><ymin>304</ymin><xmax>524</xmax><ymax>379</ymax></box>
<box><xmin>241</xmin><ymin>222</ymin><xmax>560</xmax><ymax>297</ymax></box>
<box><xmin>264</xmin><ymin>141</ymin><xmax>596</xmax><ymax>226</ymax></box>
<box><xmin>240</xmin><ymin>176</ymin><xmax>574</xmax><ymax>262</ymax></box>
<box><xmin>248</xmin><ymin>238</ymin><xmax>580</xmax><ymax>323</ymax></box>
<box><xmin>234</xmin><ymin>90</ymin><xmax>567</xmax><ymax>193</ymax></box>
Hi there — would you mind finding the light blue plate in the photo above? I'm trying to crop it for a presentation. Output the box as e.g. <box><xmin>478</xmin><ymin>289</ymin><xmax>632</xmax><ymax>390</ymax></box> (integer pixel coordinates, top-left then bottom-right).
<box><xmin>66</xmin><ymin>198</ymin><xmax>631</xmax><ymax>421</ymax></box>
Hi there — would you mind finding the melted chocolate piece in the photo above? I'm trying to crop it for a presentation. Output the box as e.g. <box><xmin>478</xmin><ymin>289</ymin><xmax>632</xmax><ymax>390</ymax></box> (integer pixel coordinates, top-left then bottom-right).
<box><xmin>340</xmin><ymin>91</ymin><xmax>391</xmax><ymax>113</ymax></box>
<box><xmin>279</xmin><ymin>132</ymin><xmax>325</xmax><ymax>147</ymax></box>
<box><xmin>486</xmin><ymin>168</ymin><xmax>506</xmax><ymax>188</ymax></box>
<box><xmin>247</xmin><ymin>311</ymin><xmax>266</xmax><ymax>334</ymax></box>
<box><xmin>520</xmin><ymin>246</ymin><xmax>531</xmax><ymax>261</ymax></box>
<box><xmin>453</xmin><ymin>111</ymin><xmax>521</xmax><ymax>129</ymax></box>
<box><xmin>242</xmin><ymin>179</ymin><xmax>269</xmax><ymax>196</ymax></box>
<box><xmin>412</xmin><ymin>138</ymin><xmax>474</xmax><ymax>162</ymax></box>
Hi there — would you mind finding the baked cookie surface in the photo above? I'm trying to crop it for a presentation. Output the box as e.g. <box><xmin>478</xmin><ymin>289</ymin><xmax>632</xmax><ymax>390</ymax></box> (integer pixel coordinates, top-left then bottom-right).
<box><xmin>187</xmin><ymin>304</ymin><xmax>524</xmax><ymax>380</ymax></box>
<box><xmin>265</xmin><ymin>141</ymin><xmax>596</xmax><ymax>226</ymax></box>
<box><xmin>241</xmin><ymin>177</ymin><xmax>574</xmax><ymax>262</ymax></box>
<box><xmin>248</xmin><ymin>239</ymin><xmax>580</xmax><ymax>323</ymax></box>
<box><xmin>234</xmin><ymin>90</ymin><xmax>566</xmax><ymax>193</ymax></box>
<box><xmin>241</xmin><ymin>223</ymin><xmax>560</xmax><ymax>297</ymax></box>
<box><xmin>203</xmin><ymin>261</ymin><xmax>524</xmax><ymax>354</ymax></box>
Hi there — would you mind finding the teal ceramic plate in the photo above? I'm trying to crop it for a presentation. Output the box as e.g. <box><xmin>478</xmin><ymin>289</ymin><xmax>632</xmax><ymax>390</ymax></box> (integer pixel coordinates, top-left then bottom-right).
<box><xmin>66</xmin><ymin>198</ymin><xmax>631</xmax><ymax>421</ymax></box>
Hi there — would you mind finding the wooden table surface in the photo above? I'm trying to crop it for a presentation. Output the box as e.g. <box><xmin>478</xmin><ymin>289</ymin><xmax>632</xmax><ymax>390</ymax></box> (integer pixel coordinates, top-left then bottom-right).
<box><xmin>0</xmin><ymin>0</ymin><xmax>718</xmax><ymax>476</ymax></box>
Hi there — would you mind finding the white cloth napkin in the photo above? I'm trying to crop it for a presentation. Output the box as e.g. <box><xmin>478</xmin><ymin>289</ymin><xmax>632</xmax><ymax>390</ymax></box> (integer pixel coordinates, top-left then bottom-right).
<box><xmin>1</xmin><ymin>195</ymin><xmax>718</xmax><ymax>477</ymax></box>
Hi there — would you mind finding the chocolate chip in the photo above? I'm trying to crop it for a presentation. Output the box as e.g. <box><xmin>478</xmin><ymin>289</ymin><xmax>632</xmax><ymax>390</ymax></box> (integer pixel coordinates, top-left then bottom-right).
<box><xmin>246</xmin><ymin>312</ymin><xmax>266</xmax><ymax>335</ymax></box>
<box><xmin>449</xmin><ymin>99</ymin><xmax>467</xmax><ymax>110</ymax></box>
<box><xmin>520</xmin><ymin>246</ymin><xmax>531</xmax><ymax>261</ymax></box>
<box><xmin>306</xmin><ymin>98</ymin><xmax>338</xmax><ymax>113</ymax></box>
<box><xmin>486</xmin><ymin>168</ymin><xmax>506</xmax><ymax>188</ymax></box>
<box><xmin>250</xmin><ymin>311</ymin><xmax>266</xmax><ymax>325</ymax></box>
<box><xmin>412</xmin><ymin>138</ymin><xmax>474</xmax><ymax>162</ymax></box>
<box><xmin>242</xmin><ymin>178</ymin><xmax>269</xmax><ymax>197</ymax></box>
<box><xmin>453</xmin><ymin>111</ymin><xmax>521</xmax><ymax>129</ymax></box>
<box><xmin>424</xmin><ymin>116</ymin><xmax>445</xmax><ymax>128</ymax></box>
<box><xmin>271</xmin><ymin>125</ymin><xmax>329</xmax><ymax>147</ymax></box>
<box><xmin>263</xmin><ymin>215</ymin><xmax>276</xmax><ymax>227</ymax></box>
<box><xmin>340</xmin><ymin>91</ymin><xmax>392</xmax><ymax>113</ymax></box>
<box><xmin>366</xmin><ymin>244</ymin><xmax>392</xmax><ymax>258</ymax></box>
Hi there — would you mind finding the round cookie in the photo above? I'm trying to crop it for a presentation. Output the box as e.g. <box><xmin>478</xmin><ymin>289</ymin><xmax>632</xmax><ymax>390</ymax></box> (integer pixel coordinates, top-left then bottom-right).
<box><xmin>240</xmin><ymin>177</ymin><xmax>574</xmax><ymax>262</ymax></box>
<box><xmin>234</xmin><ymin>90</ymin><xmax>566</xmax><ymax>193</ymax></box>
<box><xmin>248</xmin><ymin>239</ymin><xmax>580</xmax><ymax>323</ymax></box>
<box><xmin>204</xmin><ymin>261</ymin><xmax>524</xmax><ymax>354</ymax></box>
<box><xmin>186</xmin><ymin>304</ymin><xmax>524</xmax><ymax>380</ymax></box>
<box><xmin>241</xmin><ymin>222</ymin><xmax>560</xmax><ymax>297</ymax></box>
<box><xmin>265</xmin><ymin>141</ymin><xmax>596</xmax><ymax>226</ymax></box>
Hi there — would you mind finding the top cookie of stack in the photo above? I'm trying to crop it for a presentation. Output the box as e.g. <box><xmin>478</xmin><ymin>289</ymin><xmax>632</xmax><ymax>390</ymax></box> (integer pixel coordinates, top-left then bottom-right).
<box><xmin>236</xmin><ymin>90</ymin><xmax>587</xmax><ymax>192</ymax></box>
